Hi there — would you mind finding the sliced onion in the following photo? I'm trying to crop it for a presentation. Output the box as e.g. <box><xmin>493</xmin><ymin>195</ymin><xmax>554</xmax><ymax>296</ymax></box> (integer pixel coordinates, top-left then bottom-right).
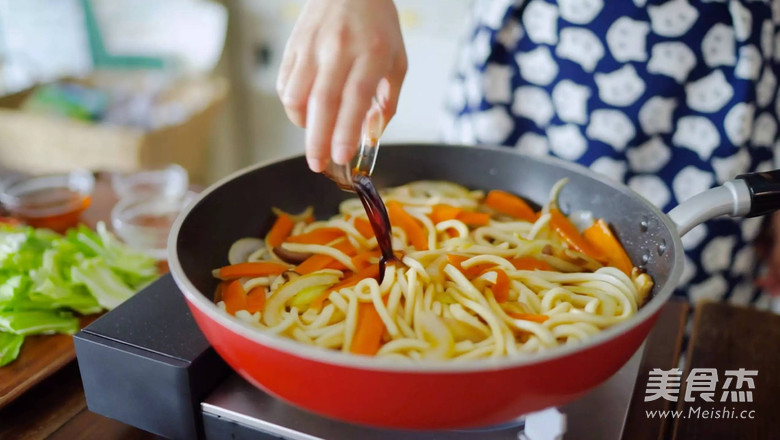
<box><xmin>228</xmin><ymin>238</ymin><xmax>264</xmax><ymax>265</ymax></box>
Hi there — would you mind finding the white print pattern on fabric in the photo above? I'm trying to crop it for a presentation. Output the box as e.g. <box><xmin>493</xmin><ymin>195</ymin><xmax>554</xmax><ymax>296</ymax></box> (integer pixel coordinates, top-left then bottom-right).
<box><xmin>559</xmin><ymin>0</ymin><xmax>604</xmax><ymax>25</ymax></box>
<box><xmin>672</xmin><ymin>116</ymin><xmax>721</xmax><ymax>160</ymax></box>
<box><xmin>473</xmin><ymin>106</ymin><xmax>514</xmax><ymax>144</ymax></box>
<box><xmin>672</xmin><ymin>165</ymin><xmax>715</xmax><ymax>204</ymax></box>
<box><xmin>712</xmin><ymin>148</ymin><xmax>752</xmax><ymax>183</ymax></box>
<box><xmin>648</xmin><ymin>0</ymin><xmax>699</xmax><ymax>37</ymax></box>
<box><xmin>724</xmin><ymin>102</ymin><xmax>756</xmax><ymax>146</ymax></box>
<box><xmin>647</xmin><ymin>42</ymin><xmax>697</xmax><ymax>83</ymax></box>
<box><xmin>586</xmin><ymin>109</ymin><xmax>636</xmax><ymax>151</ymax></box>
<box><xmin>556</xmin><ymin>27</ymin><xmax>604</xmax><ymax>72</ymax></box>
<box><xmin>626</xmin><ymin>137</ymin><xmax>672</xmax><ymax>173</ymax></box>
<box><xmin>483</xmin><ymin>63</ymin><xmax>515</xmax><ymax>104</ymax></box>
<box><xmin>685</xmin><ymin>70</ymin><xmax>734</xmax><ymax>112</ymax></box>
<box><xmin>515</xmin><ymin>132</ymin><xmax>549</xmax><ymax>156</ymax></box>
<box><xmin>552</xmin><ymin>80</ymin><xmax>591</xmax><ymax>124</ymax></box>
<box><xmin>512</xmin><ymin>86</ymin><xmax>554</xmax><ymax>126</ymax></box>
<box><xmin>607</xmin><ymin>17</ymin><xmax>651</xmax><ymax>62</ymax></box>
<box><xmin>752</xmin><ymin>112</ymin><xmax>778</xmax><ymax>146</ymax></box>
<box><xmin>702</xmin><ymin>23</ymin><xmax>737</xmax><ymax>67</ymax></box>
<box><xmin>735</xmin><ymin>45</ymin><xmax>763</xmax><ymax>79</ymax></box>
<box><xmin>589</xmin><ymin>156</ymin><xmax>627</xmax><ymax>182</ymax></box>
<box><xmin>515</xmin><ymin>47</ymin><xmax>559</xmax><ymax>85</ymax></box>
<box><xmin>756</xmin><ymin>65</ymin><xmax>778</xmax><ymax>108</ymax></box>
<box><xmin>444</xmin><ymin>0</ymin><xmax>778</xmax><ymax>306</ymax></box>
<box><xmin>639</xmin><ymin>96</ymin><xmax>677</xmax><ymax>134</ymax></box>
<box><xmin>628</xmin><ymin>175</ymin><xmax>671</xmax><ymax>208</ymax></box>
<box><xmin>701</xmin><ymin>236</ymin><xmax>737</xmax><ymax>273</ymax></box>
<box><xmin>594</xmin><ymin>65</ymin><xmax>646</xmax><ymax>106</ymax></box>
<box><xmin>523</xmin><ymin>1</ymin><xmax>558</xmax><ymax>45</ymax></box>
<box><xmin>688</xmin><ymin>275</ymin><xmax>728</xmax><ymax>303</ymax></box>
<box><xmin>547</xmin><ymin>124</ymin><xmax>587</xmax><ymax>160</ymax></box>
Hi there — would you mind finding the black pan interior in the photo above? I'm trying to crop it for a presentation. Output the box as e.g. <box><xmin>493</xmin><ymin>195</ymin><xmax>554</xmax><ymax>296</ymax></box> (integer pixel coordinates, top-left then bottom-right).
<box><xmin>176</xmin><ymin>144</ymin><xmax>677</xmax><ymax>302</ymax></box>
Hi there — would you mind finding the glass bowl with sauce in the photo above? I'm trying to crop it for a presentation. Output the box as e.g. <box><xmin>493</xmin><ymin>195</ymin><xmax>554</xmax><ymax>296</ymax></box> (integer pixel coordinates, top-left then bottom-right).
<box><xmin>0</xmin><ymin>170</ymin><xmax>95</xmax><ymax>232</ymax></box>
<box><xmin>110</xmin><ymin>164</ymin><xmax>188</xmax><ymax>200</ymax></box>
<box><xmin>111</xmin><ymin>191</ymin><xmax>196</xmax><ymax>260</ymax></box>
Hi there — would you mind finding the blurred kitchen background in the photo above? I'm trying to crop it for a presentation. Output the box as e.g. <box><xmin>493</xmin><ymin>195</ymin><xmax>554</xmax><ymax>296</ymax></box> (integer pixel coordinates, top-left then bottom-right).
<box><xmin>0</xmin><ymin>0</ymin><xmax>471</xmax><ymax>184</ymax></box>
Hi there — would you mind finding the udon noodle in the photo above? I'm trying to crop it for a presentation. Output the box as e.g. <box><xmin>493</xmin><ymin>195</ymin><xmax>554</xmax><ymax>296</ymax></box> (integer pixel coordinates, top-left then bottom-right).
<box><xmin>212</xmin><ymin>180</ymin><xmax>653</xmax><ymax>361</ymax></box>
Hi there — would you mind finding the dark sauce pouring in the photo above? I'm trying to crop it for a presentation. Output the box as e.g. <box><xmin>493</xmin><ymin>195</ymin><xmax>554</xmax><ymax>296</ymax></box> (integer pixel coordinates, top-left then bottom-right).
<box><xmin>352</xmin><ymin>174</ymin><xmax>396</xmax><ymax>282</ymax></box>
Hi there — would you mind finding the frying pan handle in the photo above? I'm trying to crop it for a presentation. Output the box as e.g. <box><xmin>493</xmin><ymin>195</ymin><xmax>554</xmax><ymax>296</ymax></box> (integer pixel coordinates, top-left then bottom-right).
<box><xmin>668</xmin><ymin>170</ymin><xmax>780</xmax><ymax>236</ymax></box>
<box><xmin>736</xmin><ymin>170</ymin><xmax>780</xmax><ymax>217</ymax></box>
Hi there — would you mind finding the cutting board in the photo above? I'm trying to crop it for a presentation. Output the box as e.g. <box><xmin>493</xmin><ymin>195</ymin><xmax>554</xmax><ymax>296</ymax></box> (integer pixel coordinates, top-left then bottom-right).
<box><xmin>0</xmin><ymin>315</ymin><xmax>101</xmax><ymax>410</ymax></box>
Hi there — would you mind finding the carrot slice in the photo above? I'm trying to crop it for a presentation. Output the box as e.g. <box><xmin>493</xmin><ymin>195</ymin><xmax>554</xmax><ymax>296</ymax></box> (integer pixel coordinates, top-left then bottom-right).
<box><xmin>310</xmin><ymin>264</ymin><xmax>381</xmax><ymax>310</ymax></box>
<box><xmin>218</xmin><ymin>262</ymin><xmax>289</xmax><ymax>279</ymax></box>
<box><xmin>508</xmin><ymin>257</ymin><xmax>553</xmax><ymax>271</ymax></box>
<box><xmin>350</xmin><ymin>302</ymin><xmax>385</xmax><ymax>355</ymax></box>
<box><xmin>484</xmin><ymin>190</ymin><xmax>536</xmax><ymax>222</ymax></box>
<box><xmin>506</xmin><ymin>312</ymin><xmax>549</xmax><ymax>323</ymax></box>
<box><xmin>482</xmin><ymin>268</ymin><xmax>510</xmax><ymax>303</ymax></box>
<box><xmin>294</xmin><ymin>240</ymin><xmax>356</xmax><ymax>274</ymax></box>
<box><xmin>387</xmin><ymin>201</ymin><xmax>428</xmax><ymax>250</ymax></box>
<box><xmin>287</xmin><ymin>227</ymin><xmax>346</xmax><ymax>245</ymax></box>
<box><xmin>353</xmin><ymin>218</ymin><xmax>375</xmax><ymax>239</ymax></box>
<box><xmin>456</xmin><ymin>211</ymin><xmax>490</xmax><ymax>226</ymax></box>
<box><xmin>245</xmin><ymin>286</ymin><xmax>267</xmax><ymax>313</ymax></box>
<box><xmin>548</xmin><ymin>209</ymin><xmax>606</xmax><ymax>262</ymax></box>
<box><xmin>430</xmin><ymin>204</ymin><xmax>462</xmax><ymax>224</ymax></box>
<box><xmin>584</xmin><ymin>219</ymin><xmax>633</xmax><ymax>275</ymax></box>
<box><xmin>266</xmin><ymin>214</ymin><xmax>294</xmax><ymax>247</ymax></box>
<box><xmin>295</xmin><ymin>254</ymin><xmax>333</xmax><ymax>275</ymax></box>
<box><xmin>222</xmin><ymin>280</ymin><xmax>247</xmax><ymax>315</ymax></box>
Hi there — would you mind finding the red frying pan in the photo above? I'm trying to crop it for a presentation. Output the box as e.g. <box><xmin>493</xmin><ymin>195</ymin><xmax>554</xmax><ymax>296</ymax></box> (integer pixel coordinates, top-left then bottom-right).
<box><xmin>168</xmin><ymin>144</ymin><xmax>780</xmax><ymax>429</ymax></box>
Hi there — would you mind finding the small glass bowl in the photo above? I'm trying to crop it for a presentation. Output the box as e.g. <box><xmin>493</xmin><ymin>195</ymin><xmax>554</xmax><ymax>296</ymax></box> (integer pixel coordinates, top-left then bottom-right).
<box><xmin>0</xmin><ymin>170</ymin><xmax>95</xmax><ymax>232</ymax></box>
<box><xmin>110</xmin><ymin>164</ymin><xmax>188</xmax><ymax>200</ymax></box>
<box><xmin>111</xmin><ymin>191</ymin><xmax>196</xmax><ymax>260</ymax></box>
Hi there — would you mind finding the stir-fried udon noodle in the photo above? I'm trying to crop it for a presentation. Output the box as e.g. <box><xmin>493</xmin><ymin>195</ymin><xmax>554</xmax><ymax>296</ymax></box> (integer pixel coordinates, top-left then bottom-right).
<box><xmin>211</xmin><ymin>180</ymin><xmax>653</xmax><ymax>361</ymax></box>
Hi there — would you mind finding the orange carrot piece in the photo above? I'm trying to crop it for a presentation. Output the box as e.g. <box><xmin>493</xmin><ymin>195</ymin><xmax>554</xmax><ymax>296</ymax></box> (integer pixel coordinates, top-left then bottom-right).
<box><xmin>351</xmin><ymin>250</ymin><xmax>381</xmax><ymax>271</ymax></box>
<box><xmin>218</xmin><ymin>262</ymin><xmax>289</xmax><ymax>279</ymax></box>
<box><xmin>484</xmin><ymin>190</ymin><xmax>537</xmax><ymax>222</ymax></box>
<box><xmin>508</xmin><ymin>257</ymin><xmax>553</xmax><ymax>271</ymax></box>
<box><xmin>222</xmin><ymin>280</ymin><xmax>247</xmax><ymax>315</ymax></box>
<box><xmin>354</xmin><ymin>218</ymin><xmax>375</xmax><ymax>239</ymax></box>
<box><xmin>266</xmin><ymin>214</ymin><xmax>294</xmax><ymax>247</ymax></box>
<box><xmin>287</xmin><ymin>227</ymin><xmax>346</xmax><ymax>245</ymax></box>
<box><xmin>548</xmin><ymin>209</ymin><xmax>607</xmax><ymax>261</ymax></box>
<box><xmin>482</xmin><ymin>268</ymin><xmax>510</xmax><ymax>303</ymax></box>
<box><xmin>387</xmin><ymin>201</ymin><xmax>428</xmax><ymax>250</ymax></box>
<box><xmin>245</xmin><ymin>286</ymin><xmax>267</xmax><ymax>313</ymax></box>
<box><xmin>456</xmin><ymin>211</ymin><xmax>491</xmax><ymax>226</ymax></box>
<box><xmin>584</xmin><ymin>219</ymin><xmax>633</xmax><ymax>275</ymax></box>
<box><xmin>430</xmin><ymin>204</ymin><xmax>462</xmax><ymax>224</ymax></box>
<box><xmin>295</xmin><ymin>254</ymin><xmax>333</xmax><ymax>275</ymax></box>
<box><xmin>506</xmin><ymin>312</ymin><xmax>549</xmax><ymax>323</ymax></box>
<box><xmin>310</xmin><ymin>264</ymin><xmax>381</xmax><ymax>310</ymax></box>
<box><xmin>350</xmin><ymin>302</ymin><xmax>385</xmax><ymax>356</ymax></box>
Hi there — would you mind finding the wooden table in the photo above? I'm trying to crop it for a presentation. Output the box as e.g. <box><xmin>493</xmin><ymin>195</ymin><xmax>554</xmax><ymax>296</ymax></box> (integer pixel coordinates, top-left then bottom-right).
<box><xmin>0</xmin><ymin>175</ymin><xmax>778</xmax><ymax>439</ymax></box>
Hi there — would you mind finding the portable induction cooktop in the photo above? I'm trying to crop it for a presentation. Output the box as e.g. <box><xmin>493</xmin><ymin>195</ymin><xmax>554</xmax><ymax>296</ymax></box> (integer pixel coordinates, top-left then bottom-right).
<box><xmin>74</xmin><ymin>274</ymin><xmax>644</xmax><ymax>440</ymax></box>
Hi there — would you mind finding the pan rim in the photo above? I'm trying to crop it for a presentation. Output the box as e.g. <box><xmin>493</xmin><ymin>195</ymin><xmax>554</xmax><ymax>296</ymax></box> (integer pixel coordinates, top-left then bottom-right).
<box><xmin>167</xmin><ymin>143</ymin><xmax>685</xmax><ymax>373</ymax></box>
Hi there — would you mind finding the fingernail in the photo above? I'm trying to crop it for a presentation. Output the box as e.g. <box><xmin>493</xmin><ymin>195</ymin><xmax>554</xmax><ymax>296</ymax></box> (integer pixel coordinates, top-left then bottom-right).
<box><xmin>307</xmin><ymin>156</ymin><xmax>325</xmax><ymax>172</ymax></box>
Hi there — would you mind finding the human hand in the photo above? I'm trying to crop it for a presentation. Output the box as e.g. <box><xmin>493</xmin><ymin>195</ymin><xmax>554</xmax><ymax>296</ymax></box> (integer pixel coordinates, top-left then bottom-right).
<box><xmin>276</xmin><ymin>0</ymin><xmax>407</xmax><ymax>172</ymax></box>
